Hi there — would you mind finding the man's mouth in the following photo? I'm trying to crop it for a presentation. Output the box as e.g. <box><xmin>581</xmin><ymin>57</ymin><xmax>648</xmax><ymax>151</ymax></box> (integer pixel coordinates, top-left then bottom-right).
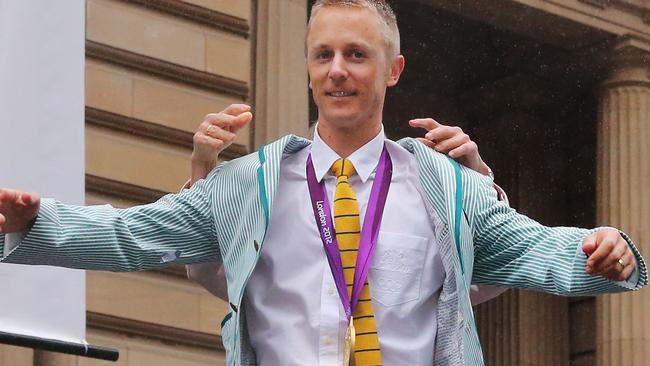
<box><xmin>326</xmin><ymin>91</ymin><xmax>357</xmax><ymax>97</ymax></box>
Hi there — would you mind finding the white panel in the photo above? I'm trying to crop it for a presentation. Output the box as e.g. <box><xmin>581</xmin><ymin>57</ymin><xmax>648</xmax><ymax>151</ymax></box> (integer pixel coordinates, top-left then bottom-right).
<box><xmin>0</xmin><ymin>0</ymin><xmax>86</xmax><ymax>344</ymax></box>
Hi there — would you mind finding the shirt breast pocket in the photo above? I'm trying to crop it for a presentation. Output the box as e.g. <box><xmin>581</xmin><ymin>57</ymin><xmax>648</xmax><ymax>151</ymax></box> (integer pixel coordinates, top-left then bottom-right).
<box><xmin>370</xmin><ymin>231</ymin><xmax>428</xmax><ymax>307</ymax></box>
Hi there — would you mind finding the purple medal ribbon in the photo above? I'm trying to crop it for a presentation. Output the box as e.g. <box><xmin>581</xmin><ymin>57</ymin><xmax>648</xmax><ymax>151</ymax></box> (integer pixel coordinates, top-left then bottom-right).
<box><xmin>306</xmin><ymin>145</ymin><xmax>393</xmax><ymax>319</ymax></box>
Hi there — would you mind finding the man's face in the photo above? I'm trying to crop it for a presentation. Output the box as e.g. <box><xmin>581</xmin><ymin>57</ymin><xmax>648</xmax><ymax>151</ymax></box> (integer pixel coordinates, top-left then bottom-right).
<box><xmin>306</xmin><ymin>6</ymin><xmax>403</xmax><ymax>131</ymax></box>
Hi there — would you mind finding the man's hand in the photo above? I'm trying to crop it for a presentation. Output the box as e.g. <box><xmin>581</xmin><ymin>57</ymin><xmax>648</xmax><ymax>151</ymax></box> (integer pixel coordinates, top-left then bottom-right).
<box><xmin>583</xmin><ymin>229</ymin><xmax>637</xmax><ymax>281</ymax></box>
<box><xmin>0</xmin><ymin>189</ymin><xmax>41</xmax><ymax>233</ymax></box>
<box><xmin>409</xmin><ymin>118</ymin><xmax>490</xmax><ymax>175</ymax></box>
<box><xmin>191</xmin><ymin>104</ymin><xmax>253</xmax><ymax>183</ymax></box>
<box><xmin>193</xmin><ymin>103</ymin><xmax>253</xmax><ymax>163</ymax></box>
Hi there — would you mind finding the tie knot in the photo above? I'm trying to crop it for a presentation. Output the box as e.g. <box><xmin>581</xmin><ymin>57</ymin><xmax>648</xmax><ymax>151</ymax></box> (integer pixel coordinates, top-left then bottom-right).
<box><xmin>330</xmin><ymin>158</ymin><xmax>356</xmax><ymax>178</ymax></box>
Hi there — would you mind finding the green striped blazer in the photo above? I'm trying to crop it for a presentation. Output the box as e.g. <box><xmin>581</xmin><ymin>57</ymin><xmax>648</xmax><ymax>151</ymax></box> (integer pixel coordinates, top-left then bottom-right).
<box><xmin>2</xmin><ymin>135</ymin><xmax>647</xmax><ymax>365</ymax></box>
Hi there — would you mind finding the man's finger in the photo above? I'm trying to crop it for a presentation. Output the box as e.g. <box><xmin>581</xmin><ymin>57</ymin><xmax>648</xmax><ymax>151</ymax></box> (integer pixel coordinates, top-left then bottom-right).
<box><xmin>231</xmin><ymin>111</ymin><xmax>253</xmax><ymax>132</ymax></box>
<box><xmin>222</xmin><ymin>104</ymin><xmax>251</xmax><ymax>116</ymax></box>
<box><xmin>0</xmin><ymin>189</ymin><xmax>25</xmax><ymax>207</ymax></box>
<box><xmin>409</xmin><ymin>118</ymin><xmax>440</xmax><ymax>132</ymax></box>
<box><xmin>599</xmin><ymin>254</ymin><xmax>634</xmax><ymax>281</ymax></box>
<box><xmin>448</xmin><ymin>142</ymin><xmax>476</xmax><ymax>159</ymax></box>
<box><xmin>204</xmin><ymin>123</ymin><xmax>236</xmax><ymax>141</ymax></box>
<box><xmin>594</xmin><ymin>240</ymin><xmax>628</xmax><ymax>272</ymax></box>
<box><xmin>619</xmin><ymin>251</ymin><xmax>637</xmax><ymax>281</ymax></box>
<box><xmin>582</xmin><ymin>232</ymin><xmax>598</xmax><ymax>255</ymax></box>
<box><xmin>434</xmin><ymin>134</ymin><xmax>470</xmax><ymax>153</ymax></box>
<box><xmin>602</xmin><ymin>249</ymin><xmax>635</xmax><ymax>276</ymax></box>
<box><xmin>586</xmin><ymin>232</ymin><xmax>618</xmax><ymax>269</ymax></box>
<box><xmin>601</xmin><ymin>265</ymin><xmax>624</xmax><ymax>281</ymax></box>
<box><xmin>425</xmin><ymin>126</ymin><xmax>459</xmax><ymax>142</ymax></box>
<box><xmin>416</xmin><ymin>137</ymin><xmax>436</xmax><ymax>149</ymax></box>
<box><xmin>205</xmin><ymin>112</ymin><xmax>239</xmax><ymax>127</ymax></box>
<box><xmin>0</xmin><ymin>189</ymin><xmax>17</xmax><ymax>204</ymax></box>
<box><xmin>21</xmin><ymin>192</ymin><xmax>39</xmax><ymax>206</ymax></box>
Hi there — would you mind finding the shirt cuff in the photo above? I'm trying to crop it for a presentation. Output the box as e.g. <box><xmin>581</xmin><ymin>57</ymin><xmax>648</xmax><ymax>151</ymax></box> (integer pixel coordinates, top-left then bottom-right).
<box><xmin>3</xmin><ymin>232</ymin><xmax>26</xmax><ymax>257</ymax></box>
<box><xmin>615</xmin><ymin>230</ymin><xmax>642</xmax><ymax>288</ymax></box>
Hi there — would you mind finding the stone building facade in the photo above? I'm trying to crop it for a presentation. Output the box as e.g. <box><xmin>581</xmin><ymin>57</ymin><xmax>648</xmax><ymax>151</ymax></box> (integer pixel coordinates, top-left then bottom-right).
<box><xmin>0</xmin><ymin>0</ymin><xmax>648</xmax><ymax>365</ymax></box>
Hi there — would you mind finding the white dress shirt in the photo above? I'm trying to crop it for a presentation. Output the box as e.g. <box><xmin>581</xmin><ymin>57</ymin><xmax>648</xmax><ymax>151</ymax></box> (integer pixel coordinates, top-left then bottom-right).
<box><xmin>244</xmin><ymin>126</ymin><xmax>445</xmax><ymax>365</ymax></box>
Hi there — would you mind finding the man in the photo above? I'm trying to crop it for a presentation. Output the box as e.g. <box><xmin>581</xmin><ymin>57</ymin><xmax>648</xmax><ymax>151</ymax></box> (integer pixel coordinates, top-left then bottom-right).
<box><xmin>0</xmin><ymin>1</ymin><xmax>646</xmax><ymax>365</ymax></box>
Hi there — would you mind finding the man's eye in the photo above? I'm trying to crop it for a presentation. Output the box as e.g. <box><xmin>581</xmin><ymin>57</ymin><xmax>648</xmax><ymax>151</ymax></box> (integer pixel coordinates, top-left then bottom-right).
<box><xmin>351</xmin><ymin>50</ymin><xmax>365</xmax><ymax>59</ymax></box>
<box><xmin>317</xmin><ymin>51</ymin><xmax>331</xmax><ymax>59</ymax></box>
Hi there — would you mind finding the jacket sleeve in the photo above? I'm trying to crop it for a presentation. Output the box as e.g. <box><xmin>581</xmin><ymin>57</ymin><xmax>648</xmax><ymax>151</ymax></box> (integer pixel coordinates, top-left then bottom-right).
<box><xmin>462</xmin><ymin>167</ymin><xmax>647</xmax><ymax>295</ymax></box>
<box><xmin>1</xmin><ymin>174</ymin><xmax>222</xmax><ymax>272</ymax></box>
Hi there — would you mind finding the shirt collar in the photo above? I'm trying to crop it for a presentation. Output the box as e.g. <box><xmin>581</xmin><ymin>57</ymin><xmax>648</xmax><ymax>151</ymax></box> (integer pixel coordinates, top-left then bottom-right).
<box><xmin>311</xmin><ymin>123</ymin><xmax>385</xmax><ymax>183</ymax></box>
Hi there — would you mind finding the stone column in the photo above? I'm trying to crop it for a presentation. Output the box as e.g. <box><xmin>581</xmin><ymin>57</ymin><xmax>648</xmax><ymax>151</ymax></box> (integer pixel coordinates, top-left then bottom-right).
<box><xmin>476</xmin><ymin>276</ymin><xmax>570</xmax><ymax>365</ymax></box>
<box><xmin>596</xmin><ymin>35</ymin><xmax>650</xmax><ymax>366</ymax></box>
<box><xmin>254</xmin><ymin>0</ymin><xmax>310</xmax><ymax>147</ymax></box>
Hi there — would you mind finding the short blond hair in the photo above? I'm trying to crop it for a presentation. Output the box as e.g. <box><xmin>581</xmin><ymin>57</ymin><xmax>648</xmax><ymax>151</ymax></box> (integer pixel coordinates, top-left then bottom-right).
<box><xmin>307</xmin><ymin>0</ymin><xmax>401</xmax><ymax>58</ymax></box>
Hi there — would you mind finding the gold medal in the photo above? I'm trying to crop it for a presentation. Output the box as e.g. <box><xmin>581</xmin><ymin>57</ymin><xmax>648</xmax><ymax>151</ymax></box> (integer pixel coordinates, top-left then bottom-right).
<box><xmin>343</xmin><ymin>317</ymin><xmax>356</xmax><ymax>366</ymax></box>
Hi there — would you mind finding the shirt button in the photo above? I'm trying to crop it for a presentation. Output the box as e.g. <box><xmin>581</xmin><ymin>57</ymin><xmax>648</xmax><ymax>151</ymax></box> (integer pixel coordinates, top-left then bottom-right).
<box><xmin>324</xmin><ymin>336</ymin><xmax>333</xmax><ymax>346</ymax></box>
<box><xmin>328</xmin><ymin>288</ymin><xmax>336</xmax><ymax>296</ymax></box>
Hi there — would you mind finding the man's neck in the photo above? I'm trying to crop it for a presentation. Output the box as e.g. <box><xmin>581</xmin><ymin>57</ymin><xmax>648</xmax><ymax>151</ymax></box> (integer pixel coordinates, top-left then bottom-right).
<box><xmin>316</xmin><ymin>122</ymin><xmax>382</xmax><ymax>158</ymax></box>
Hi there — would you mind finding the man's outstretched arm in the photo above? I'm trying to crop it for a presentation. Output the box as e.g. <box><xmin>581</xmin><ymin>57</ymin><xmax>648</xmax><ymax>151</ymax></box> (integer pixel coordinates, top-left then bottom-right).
<box><xmin>463</xmin><ymin>167</ymin><xmax>646</xmax><ymax>294</ymax></box>
<box><xmin>0</xmin><ymin>176</ymin><xmax>222</xmax><ymax>272</ymax></box>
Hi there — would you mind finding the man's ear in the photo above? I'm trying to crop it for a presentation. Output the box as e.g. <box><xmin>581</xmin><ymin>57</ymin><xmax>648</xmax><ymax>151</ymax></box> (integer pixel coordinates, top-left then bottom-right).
<box><xmin>386</xmin><ymin>55</ymin><xmax>405</xmax><ymax>87</ymax></box>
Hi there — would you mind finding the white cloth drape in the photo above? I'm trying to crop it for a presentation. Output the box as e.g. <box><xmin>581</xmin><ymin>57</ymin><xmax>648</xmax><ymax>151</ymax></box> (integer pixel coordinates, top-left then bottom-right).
<box><xmin>0</xmin><ymin>0</ymin><xmax>86</xmax><ymax>344</ymax></box>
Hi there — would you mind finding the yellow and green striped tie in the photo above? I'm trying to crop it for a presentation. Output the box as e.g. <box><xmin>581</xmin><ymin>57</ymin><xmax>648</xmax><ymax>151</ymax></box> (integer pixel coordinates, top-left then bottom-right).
<box><xmin>331</xmin><ymin>158</ymin><xmax>382</xmax><ymax>366</ymax></box>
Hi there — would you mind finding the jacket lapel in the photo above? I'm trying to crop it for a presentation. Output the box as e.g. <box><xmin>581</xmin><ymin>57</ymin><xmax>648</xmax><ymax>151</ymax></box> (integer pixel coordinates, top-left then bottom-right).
<box><xmin>397</xmin><ymin>138</ymin><xmax>459</xmax><ymax>234</ymax></box>
<box><xmin>257</xmin><ymin>135</ymin><xmax>311</xmax><ymax>234</ymax></box>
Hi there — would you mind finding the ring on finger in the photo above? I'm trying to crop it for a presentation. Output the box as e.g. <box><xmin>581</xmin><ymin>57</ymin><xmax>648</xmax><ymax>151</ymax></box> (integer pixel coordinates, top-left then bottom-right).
<box><xmin>206</xmin><ymin>125</ymin><xmax>216</xmax><ymax>137</ymax></box>
<box><xmin>617</xmin><ymin>257</ymin><xmax>626</xmax><ymax>268</ymax></box>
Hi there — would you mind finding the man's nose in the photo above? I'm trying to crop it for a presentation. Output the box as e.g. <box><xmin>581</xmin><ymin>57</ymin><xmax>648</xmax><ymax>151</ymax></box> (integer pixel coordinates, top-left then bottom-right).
<box><xmin>328</xmin><ymin>54</ymin><xmax>348</xmax><ymax>82</ymax></box>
